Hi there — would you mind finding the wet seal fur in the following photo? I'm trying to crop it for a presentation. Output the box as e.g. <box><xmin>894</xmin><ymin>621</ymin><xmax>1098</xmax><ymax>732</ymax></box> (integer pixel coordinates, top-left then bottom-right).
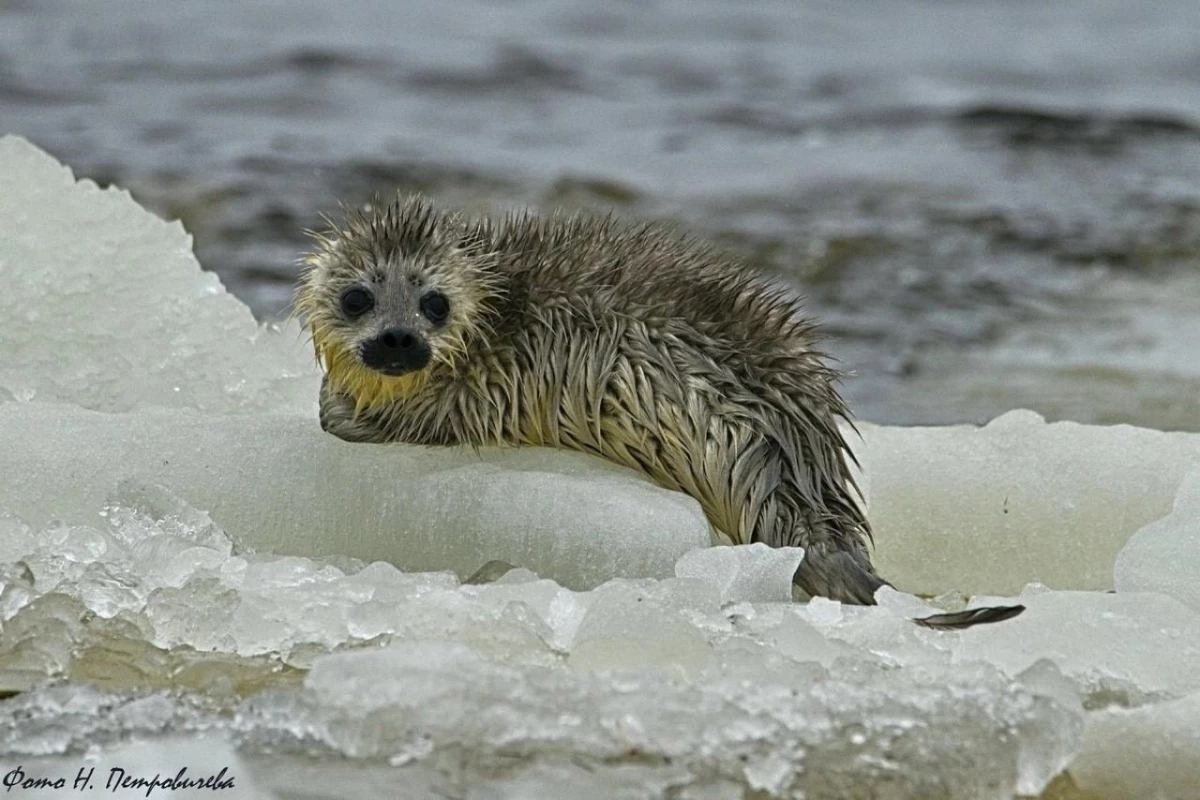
<box><xmin>295</xmin><ymin>196</ymin><xmax>1023</xmax><ymax>629</ymax></box>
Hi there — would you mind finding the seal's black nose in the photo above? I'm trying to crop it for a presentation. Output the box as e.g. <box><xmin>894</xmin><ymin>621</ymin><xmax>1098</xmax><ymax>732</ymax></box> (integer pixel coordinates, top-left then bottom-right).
<box><xmin>360</xmin><ymin>326</ymin><xmax>431</xmax><ymax>374</ymax></box>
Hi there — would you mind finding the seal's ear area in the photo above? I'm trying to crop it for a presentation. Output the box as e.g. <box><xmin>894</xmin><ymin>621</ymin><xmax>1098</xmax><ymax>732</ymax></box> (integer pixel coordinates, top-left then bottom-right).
<box><xmin>913</xmin><ymin>604</ymin><xmax>1026</xmax><ymax>630</ymax></box>
<box><xmin>298</xmin><ymin>219</ymin><xmax>346</xmax><ymax>274</ymax></box>
<box><xmin>291</xmin><ymin>231</ymin><xmax>341</xmax><ymax>324</ymax></box>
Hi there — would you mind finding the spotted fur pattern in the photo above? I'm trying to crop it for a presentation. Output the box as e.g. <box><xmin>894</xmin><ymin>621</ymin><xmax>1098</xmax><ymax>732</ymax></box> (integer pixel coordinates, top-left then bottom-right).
<box><xmin>296</xmin><ymin>196</ymin><xmax>885</xmax><ymax>604</ymax></box>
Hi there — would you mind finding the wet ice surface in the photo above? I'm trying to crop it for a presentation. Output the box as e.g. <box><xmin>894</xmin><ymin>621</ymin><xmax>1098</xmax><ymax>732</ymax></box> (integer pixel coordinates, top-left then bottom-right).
<box><xmin>2</xmin><ymin>142</ymin><xmax>1200</xmax><ymax>799</ymax></box>
<box><xmin>0</xmin><ymin>407</ymin><xmax>712</xmax><ymax>592</ymax></box>
<box><xmin>861</xmin><ymin>412</ymin><xmax>1200</xmax><ymax>595</ymax></box>
<box><xmin>4</xmin><ymin>0</ymin><xmax>1200</xmax><ymax>429</ymax></box>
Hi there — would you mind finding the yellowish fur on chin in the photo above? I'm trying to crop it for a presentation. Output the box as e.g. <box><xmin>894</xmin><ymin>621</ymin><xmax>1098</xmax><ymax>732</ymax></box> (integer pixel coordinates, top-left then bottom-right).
<box><xmin>317</xmin><ymin>338</ymin><xmax>428</xmax><ymax>414</ymax></box>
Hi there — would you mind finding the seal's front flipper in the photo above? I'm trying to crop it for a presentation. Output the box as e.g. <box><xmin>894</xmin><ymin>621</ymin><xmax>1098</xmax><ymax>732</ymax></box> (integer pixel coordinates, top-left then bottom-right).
<box><xmin>913</xmin><ymin>604</ymin><xmax>1026</xmax><ymax>630</ymax></box>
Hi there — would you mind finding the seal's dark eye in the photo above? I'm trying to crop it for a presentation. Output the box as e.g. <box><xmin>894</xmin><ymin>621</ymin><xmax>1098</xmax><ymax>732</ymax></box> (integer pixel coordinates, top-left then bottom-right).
<box><xmin>340</xmin><ymin>287</ymin><xmax>374</xmax><ymax>318</ymax></box>
<box><xmin>420</xmin><ymin>291</ymin><xmax>450</xmax><ymax>324</ymax></box>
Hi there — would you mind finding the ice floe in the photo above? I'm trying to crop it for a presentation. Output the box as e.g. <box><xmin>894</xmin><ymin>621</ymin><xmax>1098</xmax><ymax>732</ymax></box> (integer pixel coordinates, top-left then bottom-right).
<box><xmin>1</xmin><ymin>135</ymin><xmax>1198</xmax><ymax>799</ymax></box>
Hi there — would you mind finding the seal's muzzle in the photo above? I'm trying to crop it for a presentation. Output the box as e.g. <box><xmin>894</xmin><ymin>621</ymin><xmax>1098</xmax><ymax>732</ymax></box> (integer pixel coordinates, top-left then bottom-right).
<box><xmin>360</xmin><ymin>326</ymin><xmax>431</xmax><ymax>375</ymax></box>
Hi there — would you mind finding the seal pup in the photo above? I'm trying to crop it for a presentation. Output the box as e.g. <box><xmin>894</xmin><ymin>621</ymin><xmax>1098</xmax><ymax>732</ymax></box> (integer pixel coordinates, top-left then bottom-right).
<box><xmin>294</xmin><ymin>195</ymin><xmax>1022</xmax><ymax>629</ymax></box>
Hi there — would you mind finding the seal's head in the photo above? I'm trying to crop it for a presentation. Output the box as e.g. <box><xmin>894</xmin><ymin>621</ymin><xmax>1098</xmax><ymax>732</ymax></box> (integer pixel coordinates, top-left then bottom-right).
<box><xmin>294</xmin><ymin>196</ymin><xmax>499</xmax><ymax>412</ymax></box>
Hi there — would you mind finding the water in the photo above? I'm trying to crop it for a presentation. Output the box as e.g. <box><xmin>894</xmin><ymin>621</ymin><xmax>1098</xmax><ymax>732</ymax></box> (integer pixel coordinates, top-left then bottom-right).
<box><xmin>3</xmin><ymin>0</ymin><xmax>1199</xmax><ymax>428</ymax></box>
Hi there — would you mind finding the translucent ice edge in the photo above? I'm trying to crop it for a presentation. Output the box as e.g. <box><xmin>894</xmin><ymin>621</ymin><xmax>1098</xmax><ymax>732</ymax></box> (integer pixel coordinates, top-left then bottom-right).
<box><xmin>2</xmin><ymin>134</ymin><xmax>1200</xmax><ymax>798</ymax></box>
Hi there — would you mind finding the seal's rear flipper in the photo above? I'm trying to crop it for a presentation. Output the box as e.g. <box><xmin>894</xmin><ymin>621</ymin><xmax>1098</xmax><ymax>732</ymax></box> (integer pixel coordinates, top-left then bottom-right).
<box><xmin>793</xmin><ymin>548</ymin><xmax>890</xmax><ymax>605</ymax></box>
<box><xmin>913</xmin><ymin>604</ymin><xmax>1026</xmax><ymax>630</ymax></box>
<box><xmin>792</xmin><ymin>549</ymin><xmax>1025</xmax><ymax>629</ymax></box>
<box><xmin>465</xmin><ymin>560</ymin><xmax>519</xmax><ymax>585</ymax></box>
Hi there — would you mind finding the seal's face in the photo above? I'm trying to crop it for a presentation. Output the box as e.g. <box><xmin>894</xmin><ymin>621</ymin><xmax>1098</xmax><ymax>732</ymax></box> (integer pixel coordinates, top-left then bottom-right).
<box><xmin>294</xmin><ymin>197</ymin><xmax>498</xmax><ymax>412</ymax></box>
<box><xmin>333</xmin><ymin>274</ymin><xmax>448</xmax><ymax>377</ymax></box>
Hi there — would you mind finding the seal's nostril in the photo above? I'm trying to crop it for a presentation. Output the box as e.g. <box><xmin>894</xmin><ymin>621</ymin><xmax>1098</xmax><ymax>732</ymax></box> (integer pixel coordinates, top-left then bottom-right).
<box><xmin>379</xmin><ymin>328</ymin><xmax>417</xmax><ymax>352</ymax></box>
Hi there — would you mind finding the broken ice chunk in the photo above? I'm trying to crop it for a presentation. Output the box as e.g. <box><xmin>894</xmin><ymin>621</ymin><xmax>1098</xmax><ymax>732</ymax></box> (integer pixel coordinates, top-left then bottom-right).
<box><xmin>674</xmin><ymin>543</ymin><xmax>804</xmax><ymax>604</ymax></box>
<box><xmin>1114</xmin><ymin>469</ymin><xmax>1200</xmax><ymax>613</ymax></box>
<box><xmin>1070</xmin><ymin>691</ymin><xmax>1200</xmax><ymax>800</ymax></box>
<box><xmin>568</xmin><ymin>581</ymin><xmax>714</xmax><ymax>678</ymax></box>
<box><xmin>0</xmin><ymin>510</ymin><xmax>35</xmax><ymax>563</ymax></box>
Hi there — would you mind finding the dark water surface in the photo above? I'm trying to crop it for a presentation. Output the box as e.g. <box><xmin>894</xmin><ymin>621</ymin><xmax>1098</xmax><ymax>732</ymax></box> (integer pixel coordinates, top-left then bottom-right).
<box><xmin>4</xmin><ymin>0</ymin><xmax>1199</xmax><ymax>428</ymax></box>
